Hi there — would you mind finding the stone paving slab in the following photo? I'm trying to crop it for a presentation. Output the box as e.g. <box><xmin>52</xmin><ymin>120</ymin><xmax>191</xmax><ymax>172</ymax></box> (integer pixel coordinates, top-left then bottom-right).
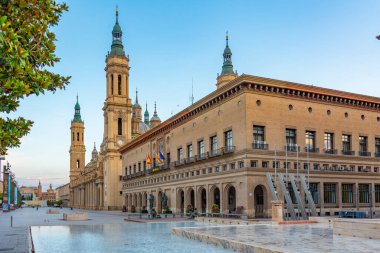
<box><xmin>173</xmin><ymin>223</ymin><xmax>380</xmax><ymax>253</ymax></box>
<box><xmin>0</xmin><ymin>227</ymin><xmax>30</xmax><ymax>253</ymax></box>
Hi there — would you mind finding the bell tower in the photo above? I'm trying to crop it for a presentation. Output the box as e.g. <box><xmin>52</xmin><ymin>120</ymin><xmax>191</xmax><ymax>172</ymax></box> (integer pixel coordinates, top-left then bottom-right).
<box><xmin>69</xmin><ymin>95</ymin><xmax>86</xmax><ymax>182</ymax></box>
<box><xmin>101</xmin><ymin>7</ymin><xmax>132</xmax><ymax>210</ymax></box>
<box><xmin>216</xmin><ymin>32</ymin><xmax>238</xmax><ymax>89</ymax></box>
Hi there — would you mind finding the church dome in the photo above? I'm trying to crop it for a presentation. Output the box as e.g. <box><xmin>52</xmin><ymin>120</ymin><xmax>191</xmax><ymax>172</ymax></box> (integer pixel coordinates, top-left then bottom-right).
<box><xmin>139</xmin><ymin>122</ymin><xmax>150</xmax><ymax>134</ymax></box>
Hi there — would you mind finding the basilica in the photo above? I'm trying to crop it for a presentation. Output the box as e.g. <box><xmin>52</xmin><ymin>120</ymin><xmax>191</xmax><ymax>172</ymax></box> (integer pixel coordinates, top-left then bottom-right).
<box><xmin>69</xmin><ymin>9</ymin><xmax>160</xmax><ymax>210</ymax></box>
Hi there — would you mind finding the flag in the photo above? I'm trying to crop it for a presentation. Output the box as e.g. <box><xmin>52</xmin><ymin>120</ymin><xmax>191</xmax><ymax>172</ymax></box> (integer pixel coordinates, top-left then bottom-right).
<box><xmin>155</xmin><ymin>153</ymin><xmax>161</xmax><ymax>163</ymax></box>
<box><xmin>377</xmin><ymin>35</ymin><xmax>380</xmax><ymax>40</ymax></box>
<box><xmin>159</xmin><ymin>151</ymin><xmax>165</xmax><ymax>161</ymax></box>
<box><xmin>146</xmin><ymin>154</ymin><xmax>152</xmax><ymax>164</ymax></box>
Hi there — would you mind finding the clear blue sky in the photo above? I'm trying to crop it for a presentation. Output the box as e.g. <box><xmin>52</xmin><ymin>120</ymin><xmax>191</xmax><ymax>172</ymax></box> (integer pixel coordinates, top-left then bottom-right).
<box><xmin>3</xmin><ymin>0</ymin><xmax>380</xmax><ymax>190</ymax></box>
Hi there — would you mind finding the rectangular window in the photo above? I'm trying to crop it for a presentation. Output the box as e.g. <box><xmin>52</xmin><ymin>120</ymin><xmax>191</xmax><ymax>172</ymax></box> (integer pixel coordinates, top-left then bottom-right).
<box><xmin>342</xmin><ymin>184</ymin><xmax>353</xmax><ymax>204</ymax></box>
<box><xmin>118</xmin><ymin>118</ymin><xmax>122</xmax><ymax>135</ymax></box>
<box><xmin>253</xmin><ymin>125</ymin><xmax>266</xmax><ymax>149</ymax></box>
<box><xmin>324</xmin><ymin>183</ymin><xmax>337</xmax><ymax>204</ymax></box>
<box><xmin>198</xmin><ymin>140</ymin><xmax>205</xmax><ymax>155</ymax></box>
<box><xmin>251</xmin><ymin>160</ymin><xmax>257</xmax><ymax>168</ymax></box>
<box><xmin>359</xmin><ymin>184</ymin><xmax>370</xmax><ymax>203</ymax></box>
<box><xmin>178</xmin><ymin>148</ymin><xmax>183</xmax><ymax>160</ymax></box>
<box><xmin>375</xmin><ymin>185</ymin><xmax>380</xmax><ymax>203</ymax></box>
<box><xmin>239</xmin><ymin>161</ymin><xmax>244</xmax><ymax>168</ymax></box>
<box><xmin>324</xmin><ymin>133</ymin><xmax>334</xmax><ymax>152</ymax></box>
<box><xmin>286</xmin><ymin>128</ymin><xmax>296</xmax><ymax>145</ymax></box>
<box><xmin>230</xmin><ymin>163</ymin><xmax>236</xmax><ymax>170</ymax></box>
<box><xmin>359</xmin><ymin>136</ymin><xmax>369</xmax><ymax>156</ymax></box>
<box><xmin>143</xmin><ymin>161</ymin><xmax>146</xmax><ymax>172</ymax></box>
<box><xmin>272</xmin><ymin>161</ymin><xmax>280</xmax><ymax>169</ymax></box>
<box><xmin>210</xmin><ymin>135</ymin><xmax>218</xmax><ymax>156</ymax></box>
<box><xmin>309</xmin><ymin>183</ymin><xmax>319</xmax><ymax>204</ymax></box>
<box><xmin>208</xmin><ymin>167</ymin><xmax>213</xmax><ymax>173</ymax></box>
<box><xmin>225</xmin><ymin>130</ymin><xmax>233</xmax><ymax>148</ymax></box>
<box><xmin>187</xmin><ymin>144</ymin><xmax>193</xmax><ymax>158</ymax></box>
<box><xmin>223</xmin><ymin>164</ymin><xmax>227</xmax><ymax>171</ymax></box>
<box><xmin>138</xmin><ymin>162</ymin><xmax>141</xmax><ymax>172</ymax></box>
<box><xmin>376</xmin><ymin>138</ymin><xmax>380</xmax><ymax>156</ymax></box>
<box><xmin>342</xmin><ymin>134</ymin><xmax>351</xmax><ymax>153</ymax></box>
<box><xmin>262</xmin><ymin>161</ymin><xmax>269</xmax><ymax>168</ymax></box>
<box><xmin>215</xmin><ymin>166</ymin><xmax>220</xmax><ymax>172</ymax></box>
<box><xmin>305</xmin><ymin>131</ymin><xmax>316</xmax><ymax>150</ymax></box>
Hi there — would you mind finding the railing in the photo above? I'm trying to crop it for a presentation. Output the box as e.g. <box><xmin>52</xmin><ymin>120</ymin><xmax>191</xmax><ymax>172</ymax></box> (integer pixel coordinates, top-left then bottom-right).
<box><xmin>305</xmin><ymin>147</ymin><xmax>319</xmax><ymax>153</ymax></box>
<box><xmin>196</xmin><ymin>153</ymin><xmax>208</xmax><ymax>161</ymax></box>
<box><xmin>324</xmin><ymin>149</ymin><xmax>337</xmax><ymax>154</ymax></box>
<box><xmin>341</xmin><ymin>150</ymin><xmax>355</xmax><ymax>156</ymax></box>
<box><xmin>185</xmin><ymin>157</ymin><xmax>195</xmax><ymax>164</ymax></box>
<box><xmin>223</xmin><ymin>146</ymin><xmax>236</xmax><ymax>154</ymax></box>
<box><xmin>209</xmin><ymin>148</ymin><xmax>223</xmax><ymax>157</ymax></box>
<box><xmin>285</xmin><ymin>144</ymin><xmax>300</xmax><ymax>152</ymax></box>
<box><xmin>159</xmin><ymin>163</ymin><xmax>171</xmax><ymax>170</ymax></box>
<box><xmin>359</xmin><ymin>151</ymin><xmax>371</xmax><ymax>157</ymax></box>
<box><xmin>252</xmin><ymin>142</ymin><xmax>268</xmax><ymax>150</ymax></box>
<box><xmin>175</xmin><ymin>159</ymin><xmax>185</xmax><ymax>166</ymax></box>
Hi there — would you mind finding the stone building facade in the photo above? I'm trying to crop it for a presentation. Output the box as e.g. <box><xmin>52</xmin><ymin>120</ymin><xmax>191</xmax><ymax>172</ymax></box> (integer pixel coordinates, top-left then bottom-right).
<box><xmin>56</xmin><ymin>183</ymin><xmax>70</xmax><ymax>207</ymax></box>
<box><xmin>69</xmin><ymin>9</ymin><xmax>158</xmax><ymax>210</ymax></box>
<box><xmin>120</xmin><ymin>34</ymin><xmax>380</xmax><ymax>218</ymax></box>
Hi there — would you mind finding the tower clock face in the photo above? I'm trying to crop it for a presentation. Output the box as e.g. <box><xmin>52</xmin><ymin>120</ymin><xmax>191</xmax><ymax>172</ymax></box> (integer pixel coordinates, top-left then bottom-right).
<box><xmin>117</xmin><ymin>139</ymin><xmax>124</xmax><ymax>146</ymax></box>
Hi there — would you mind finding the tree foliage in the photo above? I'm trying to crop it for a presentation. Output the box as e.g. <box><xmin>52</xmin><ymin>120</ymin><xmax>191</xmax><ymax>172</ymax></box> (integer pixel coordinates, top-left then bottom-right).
<box><xmin>0</xmin><ymin>0</ymin><xmax>70</xmax><ymax>154</ymax></box>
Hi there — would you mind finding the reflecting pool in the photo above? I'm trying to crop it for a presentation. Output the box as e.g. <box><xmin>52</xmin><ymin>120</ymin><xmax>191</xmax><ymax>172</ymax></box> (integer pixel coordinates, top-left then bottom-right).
<box><xmin>32</xmin><ymin>222</ymin><xmax>232</xmax><ymax>253</ymax></box>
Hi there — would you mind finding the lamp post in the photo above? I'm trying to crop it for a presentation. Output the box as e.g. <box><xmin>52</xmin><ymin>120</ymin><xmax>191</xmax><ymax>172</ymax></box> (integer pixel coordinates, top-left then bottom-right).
<box><xmin>0</xmin><ymin>155</ymin><xmax>5</xmax><ymax>181</ymax></box>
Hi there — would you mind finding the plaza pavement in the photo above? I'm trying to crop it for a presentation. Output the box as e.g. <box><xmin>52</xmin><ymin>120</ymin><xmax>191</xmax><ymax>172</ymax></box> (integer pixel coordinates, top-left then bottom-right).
<box><xmin>0</xmin><ymin>207</ymin><xmax>130</xmax><ymax>253</ymax></box>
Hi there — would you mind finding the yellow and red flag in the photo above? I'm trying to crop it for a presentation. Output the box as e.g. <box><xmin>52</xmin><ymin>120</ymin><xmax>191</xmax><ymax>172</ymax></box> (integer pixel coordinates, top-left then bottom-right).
<box><xmin>146</xmin><ymin>154</ymin><xmax>152</xmax><ymax>164</ymax></box>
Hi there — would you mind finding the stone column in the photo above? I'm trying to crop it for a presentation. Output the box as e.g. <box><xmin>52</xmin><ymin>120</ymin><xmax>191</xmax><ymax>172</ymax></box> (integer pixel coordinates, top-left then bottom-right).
<box><xmin>99</xmin><ymin>184</ymin><xmax>104</xmax><ymax>209</ymax></box>
<box><xmin>319</xmin><ymin>182</ymin><xmax>324</xmax><ymax>215</ymax></box>
<box><xmin>338</xmin><ymin>182</ymin><xmax>342</xmax><ymax>209</ymax></box>
<box><xmin>271</xmin><ymin>200</ymin><xmax>284</xmax><ymax>222</ymax></box>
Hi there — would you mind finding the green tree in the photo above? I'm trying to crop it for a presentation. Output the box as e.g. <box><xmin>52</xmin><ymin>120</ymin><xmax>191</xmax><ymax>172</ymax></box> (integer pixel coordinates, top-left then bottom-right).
<box><xmin>0</xmin><ymin>0</ymin><xmax>70</xmax><ymax>154</ymax></box>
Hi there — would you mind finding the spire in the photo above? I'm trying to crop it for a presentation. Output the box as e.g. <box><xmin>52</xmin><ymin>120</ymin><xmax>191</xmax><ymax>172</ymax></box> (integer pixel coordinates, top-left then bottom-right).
<box><xmin>132</xmin><ymin>88</ymin><xmax>141</xmax><ymax>109</ymax></box>
<box><xmin>221</xmin><ymin>31</ymin><xmax>234</xmax><ymax>75</ymax></box>
<box><xmin>150</xmin><ymin>102</ymin><xmax>161</xmax><ymax>121</ymax></box>
<box><xmin>109</xmin><ymin>6</ymin><xmax>125</xmax><ymax>57</ymax></box>
<box><xmin>73</xmin><ymin>95</ymin><xmax>83</xmax><ymax>123</ymax></box>
<box><xmin>92</xmin><ymin>142</ymin><xmax>98</xmax><ymax>159</ymax></box>
<box><xmin>144</xmin><ymin>102</ymin><xmax>150</xmax><ymax>125</ymax></box>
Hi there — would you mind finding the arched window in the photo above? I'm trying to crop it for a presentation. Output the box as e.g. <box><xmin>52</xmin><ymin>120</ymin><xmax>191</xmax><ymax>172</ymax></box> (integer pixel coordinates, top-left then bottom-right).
<box><xmin>111</xmin><ymin>74</ymin><xmax>114</xmax><ymax>95</ymax></box>
<box><xmin>77</xmin><ymin>132</ymin><xmax>79</xmax><ymax>141</ymax></box>
<box><xmin>72</xmin><ymin>132</ymin><xmax>74</xmax><ymax>141</ymax></box>
<box><xmin>118</xmin><ymin>75</ymin><xmax>122</xmax><ymax>95</ymax></box>
<box><xmin>118</xmin><ymin>118</ymin><xmax>122</xmax><ymax>135</ymax></box>
<box><xmin>76</xmin><ymin>159</ymin><xmax>80</xmax><ymax>169</ymax></box>
<box><xmin>82</xmin><ymin>133</ymin><xmax>84</xmax><ymax>141</ymax></box>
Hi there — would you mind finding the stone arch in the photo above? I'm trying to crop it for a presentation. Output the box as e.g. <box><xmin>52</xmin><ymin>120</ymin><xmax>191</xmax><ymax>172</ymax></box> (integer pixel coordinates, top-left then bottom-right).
<box><xmin>186</xmin><ymin>188</ymin><xmax>195</xmax><ymax>210</ymax></box>
<box><xmin>209</xmin><ymin>185</ymin><xmax>220</xmax><ymax>212</ymax></box>
<box><xmin>223</xmin><ymin>184</ymin><xmax>236</xmax><ymax>213</ymax></box>
<box><xmin>197</xmin><ymin>187</ymin><xmax>207</xmax><ymax>213</ymax></box>
<box><xmin>142</xmin><ymin>192</ymin><xmax>148</xmax><ymax>210</ymax></box>
<box><xmin>176</xmin><ymin>188</ymin><xmax>185</xmax><ymax>213</ymax></box>
<box><xmin>253</xmin><ymin>184</ymin><xmax>268</xmax><ymax>218</ymax></box>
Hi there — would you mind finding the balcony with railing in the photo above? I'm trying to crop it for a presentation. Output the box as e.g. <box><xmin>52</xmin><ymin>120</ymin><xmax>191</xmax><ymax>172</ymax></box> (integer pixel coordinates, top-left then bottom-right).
<box><xmin>324</xmin><ymin>149</ymin><xmax>337</xmax><ymax>155</ymax></box>
<box><xmin>305</xmin><ymin>147</ymin><xmax>319</xmax><ymax>153</ymax></box>
<box><xmin>174</xmin><ymin>159</ymin><xmax>185</xmax><ymax>167</ymax></box>
<box><xmin>359</xmin><ymin>151</ymin><xmax>371</xmax><ymax>157</ymax></box>
<box><xmin>185</xmin><ymin>156</ymin><xmax>195</xmax><ymax>164</ymax></box>
<box><xmin>252</xmin><ymin>141</ymin><xmax>268</xmax><ymax>150</ymax></box>
<box><xmin>223</xmin><ymin>145</ymin><xmax>236</xmax><ymax>154</ymax></box>
<box><xmin>284</xmin><ymin>144</ymin><xmax>300</xmax><ymax>152</ymax></box>
<box><xmin>341</xmin><ymin>150</ymin><xmax>355</xmax><ymax>156</ymax></box>
<box><xmin>209</xmin><ymin>148</ymin><xmax>223</xmax><ymax>157</ymax></box>
<box><xmin>196</xmin><ymin>152</ymin><xmax>208</xmax><ymax>161</ymax></box>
